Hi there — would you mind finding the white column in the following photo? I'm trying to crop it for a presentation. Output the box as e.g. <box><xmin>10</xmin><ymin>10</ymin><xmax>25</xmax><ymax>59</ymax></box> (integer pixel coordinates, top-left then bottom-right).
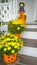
<box><xmin>15</xmin><ymin>0</ymin><xmax>18</xmax><ymax>17</ymax></box>
<box><xmin>12</xmin><ymin>0</ymin><xmax>18</xmax><ymax>19</ymax></box>
<box><xmin>35</xmin><ymin>0</ymin><xmax>37</xmax><ymax>19</ymax></box>
<box><xmin>12</xmin><ymin>0</ymin><xmax>16</xmax><ymax>19</ymax></box>
<box><xmin>8</xmin><ymin>0</ymin><xmax>12</xmax><ymax>3</ymax></box>
<box><xmin>34</xmin><ymin>0</ymin><xmax>37</xmax><ymax>20</ymax></box>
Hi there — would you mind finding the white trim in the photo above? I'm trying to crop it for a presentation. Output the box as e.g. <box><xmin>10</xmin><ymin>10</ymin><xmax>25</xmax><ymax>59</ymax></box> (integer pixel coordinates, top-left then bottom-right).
<box><xmin>0</xmin><ymin>3</ymin><xmax>12</xmax><ymax>5</ymax></box>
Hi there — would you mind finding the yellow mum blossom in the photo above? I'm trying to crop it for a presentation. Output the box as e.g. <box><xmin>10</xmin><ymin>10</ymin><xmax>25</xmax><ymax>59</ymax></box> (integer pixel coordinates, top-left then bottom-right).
<box><xmin>0</xmin><ymin>46</ymin><xmax>2</xmax><ymax>48</ymax></box>
<box><xmin>1</xmin><ymin>35</ymin><xmax>5</xmax><ymax>39</ymax></box>
<box><xmin>6</xmin><ymin>38</ymin><xmax>10</xmax><ymax>41</ymax></box>
<box><xmin>7</xmin><ymin>47</ymin><xmax>11</xmax><ymax>50</ymax></box>
<box><xmin>1</xmin><ymin>42</ymin><xmax>4</xmax><ymax>44</ymax></box>
<box><xmin>11</xmin><ymin>42</ymin><xmax>16</xmax><ymax>46</ymax></box>
<box><xmin>17</xmin><ymin>47</ymin><xmax>20</xmax><ymax>49</ymax></box>
<box><xmin>10</xmin><ymin>34</ymin><xmax>14</xmax><ymax>37</ymax></box>
<box><xmin>5</xmin><ymin>43</ymin><xmax>8</xmax><ymax>46</ymax></box>
<box><xmin>21</xmin><ymin>44</ymin><xmax>23</xmax><ymax>47</ymax></box>
<box><xmin>12</xmin><ymin>19</ymin><xmax>23</xmax><ymax>25</ymax></box>
<box><xmin>2</xmin><ymin>40</ymin><xmax>6</xmax><ymax>44</ymax></box>
<box><xmin>4</xmin><ymin>48</ymin><xmax>7</xmax><ymax>51</ymax></box>
<box><xmin>17</xmin><ymin>27</ymin><xmax>20</xmax><ymax>30</ymax></box>
<box><xmin>17</xmin><ymin>43</ymin><xmax>19</xmax><ymax>47</ymax></box>
<box><xmin>14</xmin><ymin>45</ymin><xmax>18</xmax><ymax>48</ymax></box>
<box><xmin>14</xmin><ymin>36</ymin><xmax>18</xmax><ymax>40</ymax></box>
<box><xmin>11</xmin><ymin>50</ymin><xmax>15</xmax><ymax>54</ymax></box>
<box><xmin>8</xmin><ymin>43</ymin><xmax>11</xmax><ymax>45</ymax></box>
<box><xmin>7</xmin><ymin>34</ymin><xmax>10</xmax><ymax>36</ymax></box>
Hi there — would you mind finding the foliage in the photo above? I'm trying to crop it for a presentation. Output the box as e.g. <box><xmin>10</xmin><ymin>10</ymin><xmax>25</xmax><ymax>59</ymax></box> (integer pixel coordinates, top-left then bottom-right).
<box><xmin>0</xmin><ymin>34</ymin><xmax>23</xmax><ymax>55</ymax></box>
<box><xmin>8</xmin><ymin>19</ymin><xmax>25</xmax><ymax>34</ymax></box>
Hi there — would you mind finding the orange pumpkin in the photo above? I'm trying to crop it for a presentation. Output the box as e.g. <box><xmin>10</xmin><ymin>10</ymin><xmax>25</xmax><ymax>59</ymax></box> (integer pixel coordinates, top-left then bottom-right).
<box><xmin>3</xmin><ymin>53</ymin><xmax>17</xmax><ymax>64</ymax></box>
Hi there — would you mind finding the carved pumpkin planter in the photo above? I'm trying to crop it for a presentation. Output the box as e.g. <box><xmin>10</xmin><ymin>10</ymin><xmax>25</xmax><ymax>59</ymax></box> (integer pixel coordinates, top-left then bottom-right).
<box><xmin>13</xmin><ymin>34</ymin><xmax>21</xmax><ymax>37</ymax></box>
<box><xmin>3</xmin><ymin>53</ymin><xmax>17</xmax><ymax>64</ymax></box>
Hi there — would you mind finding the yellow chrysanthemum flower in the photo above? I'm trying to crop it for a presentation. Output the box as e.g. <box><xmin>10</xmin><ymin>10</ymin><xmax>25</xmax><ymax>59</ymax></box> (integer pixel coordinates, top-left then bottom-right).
<box><xmin>12</xmin><ymin>19</ymin><xmax>23</xmax><ymax>25</ymax></box>
<box><xmin>7</xmin><ymin>47</ymin><xmax>11</xmax><ymax>50</ymax></box>
<box><xmin>7</xmin><ymin>34</ymin><xmax>10</xmax><ymax>36</ymax></box>
<box><xmin>1</xmin><ymin>35</ymin><xmax>5</xmax><ymax>39</ymax></box>
<box><xmin>14</xmin><ymin>45</ymin><xmax>18</xmax><ymax>48</ymax></box>
<box><xmin>11</xmin><ymin>50</ymin><xmax>15</xmax><ymax>53</ymax></box>
<box><xmin>4</xmin><ymin>48</ymin><xmax>7</xmax><ymax>51</ymax></box>
<box><xmin>5</xmin><ymin>43</ymin><xmax>8</xmax><ymax>46</ymax></box>
<box><xmin>8</xmin><ymin>43</ymin><xmax>11</xmax><ymax>45</ymax></box>
<box><xmin>17</xmin><ymin>27</ymin><xmax>20</xmax><ymax>30</ymax></box>
<box><xmin>21</xmin><ymin>44</ymin><xmax>23</xmax><ymax>47</ymax></box>
<box><xmin>17</xmin><ymin>47</ymin><xmax>20</xmax><ymax>49</ymax></box>
<box><xmin>6</xmin><ymin>38</ymin><xmax>10</xmax><ymax>41</ymax></box>
<box><xmin>14</xmin><ymin>36</ymin><xmax>18</xmax><ymax>41</ymax></box>
<box><xmin>11</xmin><ymin>42</ymin><xmax>16</xmax><ymax>46</ymax></box>
<box><xmin>0</xmin><ymin>46</ymin><xmax>2</xmax><ymax>48</ymax></box>
<box><xmin>2</xmin><ymin>40</ymin><xmax>6</xmax><ymax>43</ymax></box>
<box><xmin>17</xmin><ymin>43</ymin><xmax>19</xmax><ymax>47</ymax></box>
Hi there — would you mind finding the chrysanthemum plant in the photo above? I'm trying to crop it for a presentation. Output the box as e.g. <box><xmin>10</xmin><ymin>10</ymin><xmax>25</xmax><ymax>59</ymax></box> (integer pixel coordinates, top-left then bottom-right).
<box><xmin>8</xmin><ymin>19</ymin><xmax>25</xmax><ymax>34</ymax></box>
<box><xmin>0</xmin><ymin>34</ymin><xmax>23</xmax><ymax>55</ymax></box>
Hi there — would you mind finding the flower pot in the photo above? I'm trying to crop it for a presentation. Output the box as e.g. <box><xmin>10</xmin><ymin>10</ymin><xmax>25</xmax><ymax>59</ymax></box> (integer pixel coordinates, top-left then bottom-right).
<box><xmin>13</xmin><ymin>34</ymin><xmax>21</xmax><ymax>37</ymax></box>
<box><xmin>3</xmin><ymin>53</ymin><xmax>17</xmax><ymax>64</ymax></box>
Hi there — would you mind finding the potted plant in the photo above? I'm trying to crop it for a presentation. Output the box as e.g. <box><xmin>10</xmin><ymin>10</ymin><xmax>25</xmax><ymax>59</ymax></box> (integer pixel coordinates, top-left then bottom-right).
<box><xmin>0</xmin><ymin>33</ymin><xmax>23</xmax><ymax>64</ymax></box>
<box><xmin>8</xmin><ymin>19</ymin><xmax>26</xmax><ymax>37</ymax></box>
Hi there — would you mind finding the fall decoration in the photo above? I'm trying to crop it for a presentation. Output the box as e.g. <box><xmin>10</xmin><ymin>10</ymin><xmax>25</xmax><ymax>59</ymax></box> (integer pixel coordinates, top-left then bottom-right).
<box><xmin>3</xmin><ymin>53</ymin><xmax>17</xmax><ymax>64</ymax></box>
<box><xmin>8</xmin><ymin>19</ymin><xmax>25</xmax><ymax>34</ymax></box>
<box><xmin>0</xmin><ymin>33</ymin><xmax>23</xmax><ymax>55</ymax></box>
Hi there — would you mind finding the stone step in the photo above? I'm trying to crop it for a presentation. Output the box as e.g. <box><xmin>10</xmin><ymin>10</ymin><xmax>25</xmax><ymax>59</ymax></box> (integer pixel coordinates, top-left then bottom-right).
<box><xmin>22</xmin><ymin>38</ymin><xmax>37</xmax><ymax>47</ymax></box>
<box><xmin>18</xmin><ymin>54</ymin><xmax>37</xmax><ymax>65</ymax></box>
<box><xmin>24</xmin><ymin>28</ymin><xmax>37</xmax><ymax>32</ymax></box>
